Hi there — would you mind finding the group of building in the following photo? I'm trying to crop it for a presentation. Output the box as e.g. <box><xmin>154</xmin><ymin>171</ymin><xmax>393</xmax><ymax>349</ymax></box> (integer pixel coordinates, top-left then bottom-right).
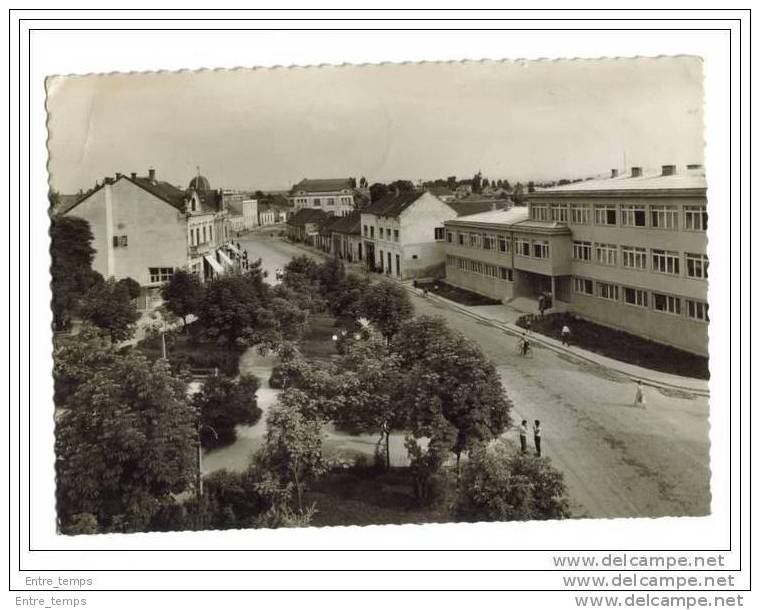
<box><xmin>285</xmin><ymin>165</ymin><xmax>708</xmax><ymax>357</ymax></box>
<box><xmin>57</xmin><ymin>162</ymin><xmax>708</xmax><ymax>357</ymax></box>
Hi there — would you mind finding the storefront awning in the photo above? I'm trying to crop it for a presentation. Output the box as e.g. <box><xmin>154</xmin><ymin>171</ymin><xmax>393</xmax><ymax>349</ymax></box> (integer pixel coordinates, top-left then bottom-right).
<box><xmin>226</xmin><ymin>243</ymin><xmax>242</xmax><ymax>256</ymax></box>
<box><xmin>204</xmin><ymin>254</ymin><xmax>225</xmax><ymax>275</ymax></box>
<box><xmin>217</xmin><ymin>249</ymin><xmax>235</xmax><ymax>268</ymax></box>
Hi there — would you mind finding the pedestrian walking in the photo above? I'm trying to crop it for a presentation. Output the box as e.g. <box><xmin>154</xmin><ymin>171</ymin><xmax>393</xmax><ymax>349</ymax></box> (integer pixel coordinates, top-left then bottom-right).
<box><xmin>633</xmin><ymin>380</ymin><xmax>646</xmax><ymax>407</ymax></box>
<box><xmin>533</xmin><ymin>420</ymin><xmax>542</xmax><ymax>456</ymax></box>
<box><xmin>520</xmin><ymin>332</ymin><xmax>530</xmax><ymax>357</ymax></box>
<box><xmin>519</xmin><ymin>420</ymin><xmax>528</xmax><ymax>454</ymax></box>
<box><xmin>538</xmin><ymin>295</ymin><xmax>545</xmax><ymax>317</ymax></box>
<box><xmin>561</xmin><ymin>324</ymin><xmax>571</xmax><ymax>346</ymax></box>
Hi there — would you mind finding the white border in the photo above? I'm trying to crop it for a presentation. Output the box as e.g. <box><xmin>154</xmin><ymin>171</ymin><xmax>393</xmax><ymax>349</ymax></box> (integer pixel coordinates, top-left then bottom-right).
<box><xmin>9</xmin><ymin>8</ymin><xmax>748</xmax><ymax>596</ymax></box>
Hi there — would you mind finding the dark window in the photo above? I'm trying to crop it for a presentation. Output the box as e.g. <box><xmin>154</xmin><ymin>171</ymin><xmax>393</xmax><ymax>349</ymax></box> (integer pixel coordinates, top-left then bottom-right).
<box><xmin>434</xmin><ymin>227</ymin><xmax>445</xmax><ymax>241</ymax></box>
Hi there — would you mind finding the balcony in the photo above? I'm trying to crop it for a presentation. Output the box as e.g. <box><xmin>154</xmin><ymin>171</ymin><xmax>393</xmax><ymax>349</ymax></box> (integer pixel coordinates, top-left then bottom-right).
<box><xmin>188</xmin><ymin>242</ymin><xmax>215</xmax><ymax>257</ymax></box>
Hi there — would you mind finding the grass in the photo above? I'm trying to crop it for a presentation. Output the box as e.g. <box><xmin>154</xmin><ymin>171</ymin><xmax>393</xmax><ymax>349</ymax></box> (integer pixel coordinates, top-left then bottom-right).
<box><xmin>307</xmin><ymin>467</ymin><xmax>454</xmax><ymax>527</ymax></box>
<box><xmin>136</xmin><ymin>321</ymin><xmax>244</xmax><ymax>377</ymax></box>
<box><xmin>415</xmin><ymin>279</ymin><xmax>501</xmax><ymax>306</ymax></box>
<box><xmin>517</xmin><ymin>313</ymin><xmax>709</xmax><ymax>380</ymax></box>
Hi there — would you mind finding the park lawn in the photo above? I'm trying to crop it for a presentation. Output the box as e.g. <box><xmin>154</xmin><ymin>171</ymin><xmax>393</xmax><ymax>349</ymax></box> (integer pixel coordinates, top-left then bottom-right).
<box><xmin>307</xmin><ymin>468</ymin><xmax>454</xmax><ymax>527</ymax></box>
<box><xmin>416</xmin><ymin>279</ymin><xmax>501</xmax><ymax>306</ymax></box>
<box><xmin>299</xmin><ymin>313</ymin><xmax>341</xmax><ymax>361</ymax></box>
<box><xmin>136</xmin><ymin>321</ymin><xmax>244</xmax><ymax>377</ymax></box>
<box><xmin>517</xmin><ymin>313</ymin><xmax>709</xmax><ymax>380</ymax></box>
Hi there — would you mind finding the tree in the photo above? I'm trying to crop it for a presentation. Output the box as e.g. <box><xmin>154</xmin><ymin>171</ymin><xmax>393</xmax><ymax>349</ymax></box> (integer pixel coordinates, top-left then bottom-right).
<box><xmin>360</xmin><ymin>280</ymin><xmax>413</xmax><ymax>339</ymax></box>
<box><xmin>117</xmin><ymin>277</ymin><xmax>142</xmax><ymax>300</ymax></box>
<box><xmin>53</xmin><ymin>324</ymin><xmax>117</xmax><ymax>407</ymax></box>
<box><xmin>328</xmin><ymin>272</ymin><xmax>370</xmax><ymax>322</ymax></box>
<box><xmin>392</xmin><ymin>315</ymin><xmax>512</xmax><ymax>479</ymax></box>
<box><xmin>80</xmin><ymin>277</ymin><xmax>140</xmax><ymax>343</ymax></box>
<box><xmin>197</xmin><ymin>271</ymin><xmax>277</xmax><ymax>350</ymax></box>
<box><xmin>528</xmin><ymin>180</ymin><xmax>536</xmax><ymax>193</ymax></box>
<box><xmin>454</xmin><ymin>440</ymin><xmax>571</xmax><ymax>521</ymax></box>
<box><xmin>257</xmin><ymin>390</ymin><xmax>326</xmax><ymax>514</ymax></box>
<box><xmin>50</xmin><ymin>216</ymin><xmax>102</xmax><ymax>330</ymax></box>
<box><xmin>359</xmin><ymin>176</ymin><xmax>368</xmax><ymax>188</ymax></box>
<box><xmin>192</xmin><ymin>374</ymin><xmax>262</xmax><ymax>448</ymax></box>
<box><xmin>482</xmin><ymin>178</ymin><xmax>490</xmax><ymax>189</ymax></box>
<box><xmin>446</xmin><ymin>176</ymin><xmax>457</xmax><ymax>190</ymax></box>
<box><xmin>369</xmin><ymin>182</ymin><xmax>389</xmax><ymax>203</ymax></box>
<box><xmin>472</xmin><ymin>171</ymin><xmax>483</xmax><ymax>194</ymax></box>
<box><xmin>161</xmin><ymin>269</ymin><xmax>204</xmax><ymax>329</ymax></box>
<box><xmin>316</xmin><ymin>257</ymin><xmax>346</xmax><ymax>301</ymax></box>
<box><xmin>55</xmin><ymin>353</ymin><xmax>197</xmax><ymax>533</ymax></box>
<box><xmin>389</xmin><ymin>179</ymin><xmax>415</xmax><ymax>193</ymax></box>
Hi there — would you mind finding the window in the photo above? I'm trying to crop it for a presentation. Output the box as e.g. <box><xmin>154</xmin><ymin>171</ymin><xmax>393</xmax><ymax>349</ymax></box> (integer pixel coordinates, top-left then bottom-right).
<box><xmin>686</xmin><ymin>300</ymin><xmax>709</xmax><ymax>322</ymax></box>
<box><xmin>573</xmin><ymin>241</ymin><xmax>592</xmax><ymax>261</ymax></box>
<box><xmin>202</xmin><ymin>226</ymin><xmax>207</xmax><ymax>242</ymax></box>
<box><xmin>652</xmin><ymin>249</ymin><xmax>680</xmax><ymax>275</ymax></box>
<box><xmin>685</xmin><ymin>253</ymin><xmax>709</xmax><ymax>279</ymax></box>
<box><xmin>571</xmin><ymin>205</ymin><xmax>591</xmax><ymax>224</ymax></box>
<box><xmin>621</xmin><ymin>246</ymin><xmax>647</xmax><ymax>270</ymax></box>
<box><xmin>379</xmin><ymin>227</ymin><xmax>384</xmax><ymax>239</ymax></box>
<box><xmin>651</xmin><ymin>205</ymin><xmax>679</xmax><ymax>229</ymax></box>
<box><xmin>313</xmin><ymin>198</ymin><xmax>321</xmax><ymax>207</ymax></box>
<box><xmin>532</xmin><ymin>205</ymin><xmax>549</xmax><ymax>221</ymax></box>
<box><xmin>363</xmin><ymin>224</ymin><xmax>368</xmax><ymax>237</ymax></box>
<box><xmin>532</xmin><ymin>240</ymin><xmax>549</xmax><ymax>259</ymax></box>
<box><xmin>653</xmin><ymin>293</ymin><xmax>681</xmax><ymax>315</ymax></box>
<box><xmin>149</xmin><ymin>267</ymin><xmax>174</xmax><ymax>283</ymax></box>
<box><xmin>684</xmin><ymin>206</ymin><xmax>708</xmax><ymax>231</ymax></box>
<box><xmin>434</xmin><ymin>227</ymin><xmax>445</xmax><ymax>241</ymax></box>
<box><xmin>499</xmin><ymin>267</ymin><xmax>513</xmax><ymax>281</ymax></box>
<box><xmin>458</xmin><ymin>232</ymin><xmax>465</xmax><ymax>246</ymax></box>
<box><xmin>497</xmin><ymin>236</ymin><xmax>510</xmax><ymax>253</ymax></box>
<box><xmin>595</xmin><ymin>243</ymin><xmax>617</xmax><ymax>266</ymax></box>
<box><xmin>469</xmin><ymin>233</ymin><xmax>482</xmax><ymax>248</ymax></box>
<box><xmin>595</xmin><ymin>205</ymin><xmax>617</xmax><ymax>225</ymax></box>
<box><xmin>596</xmin><ymin>282</ymin><xmax>619</xmax><ymax>300</ymax></box>
<box><xmin>551</xmin><ymin>205</ymin><xmax>569</xmax><ymax>223</ymax></box>
<box><xmin>516</xmin><ymin>238</ymin><xmax>531</xmax><ymax>257</ymax></box>
<box><xmin>112</xmin><ymin>235</ymin><xmax>128</xmax><ymax>247</ymax></box>
<box><xmin>573</xmin><ymin>278</ymin><xmax>594</xmax><ymax>295</ymax></box>
<box><xmin>623</xmin><ymin>287</ymin><xmax>648</xmax><ymax>307</ymax></box>
<box><xmin>446</xmin><ymin>231</ymin><xmax>453</xmax><ymax>243</ymax></box>
<box><xmin>370</xmin><ymin>227</ymin><xmax>374</xmax><ymax>238</ymax></box>
<box><xmin>483</xmin><ymin>234</ymin><xmax>496</xmax><ymax>250</ymax></box>
<box><xmin>394</xmin><ymin>229</ymin><xmax>399</xmax><ymax>242</ymax></box>
<box><xmin>326</xmin><ymin>198</ymin><xmax>336</xmax><ymax>206</ymax></box>
<box><xmin>621</xmin><ymin>205</ymin><xmax>646</xmax><ymax>227</ymax></box>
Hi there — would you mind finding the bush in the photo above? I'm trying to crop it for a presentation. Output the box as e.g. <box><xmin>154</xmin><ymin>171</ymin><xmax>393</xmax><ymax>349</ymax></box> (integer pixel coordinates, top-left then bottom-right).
<box><xmin>454</xmin><ymin>440</ymin><xmax>571</xmax><ymax>522</ymax></box>
<box><xmin>192</xmin><ymin>374</ymin><xmax>262</xmax><ymax>449</ymax></box>
<box><xmin>117</xmin><ymin>277</ymin><xmax>142</xmax><ymax>300</ymax></box>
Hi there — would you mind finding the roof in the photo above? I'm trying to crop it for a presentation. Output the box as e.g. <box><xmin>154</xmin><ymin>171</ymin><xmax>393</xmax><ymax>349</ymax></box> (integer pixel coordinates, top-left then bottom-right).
<box><xmin>189</xmin><ymin>175</ymin><xmax>211</xmax><ymax>190</ymax></box>
<box><xmin>61</xmin><ymin>174</ymin><xmax>189</xmax><ymax>215</ymax></box>
<box><xmin>319</xmin><ymin>215</ymin><xmax>345</xmax><ymax>236</ymax></box>
<box><xmin>329</xmin><ymin>212</ymin><xmax>361</xmax><ymax>235</ymax></box>
<box><xmin>427</xmin><ymin>186</ymin><xmax>455</xmax><ymax>197</ymax></box>
<box><xmin>445</xmin><ymin>206</ymin><xmax>570</xmax><ymax>235</ymax></box>
<box><xmin>193</xmin><ymin>189</ymin><xmax>223</xmax><ymax>213</ymax></box>
<box><xmin>531</xmin><ymin>166</ymin><xmax>707</xmax><ymax>197</ymax></box>
<box><xmin>287</xmin><ymin>208</ymin><xmax>330</xmax><ymax>226</ymax></box>
<box><xmin>362</xmin><ymin>190</ymin><xmax>427</xmax><ymax>217</ymax></box>
<box><xmin>291</xmin><ymin>178</ymin><xmax>353</xmax><ymax>194</ymax></box>
<box><xmin>447</xmin><ymin>198</ymin><xmax>510</xmax><ymax>217</ymax></box>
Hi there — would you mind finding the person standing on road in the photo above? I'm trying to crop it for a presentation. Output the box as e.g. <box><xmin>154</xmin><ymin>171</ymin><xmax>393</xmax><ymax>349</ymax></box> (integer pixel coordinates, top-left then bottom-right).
<box><xmin>561</xmin><ymin>324</ymin><xmax>571</xmax><ymax>346</ymax></box>
<box><xmin>634</xmin><ymin>380</ymin><xmax>646</xmax><ymax>407</ymax></box>
<box><xmin>519</xmin><ymin>420</ymin><xmax>528</xmax><ymax>454</ymax></box>
<box><xmin>533</xmin><ymin>420</ymin><xmax>542</xmax><ymax>456</ymax></box>
<box><xmin>520</xmin><ymin>332</ymin><xmax>530</xmax><ymax>357</ymax></box>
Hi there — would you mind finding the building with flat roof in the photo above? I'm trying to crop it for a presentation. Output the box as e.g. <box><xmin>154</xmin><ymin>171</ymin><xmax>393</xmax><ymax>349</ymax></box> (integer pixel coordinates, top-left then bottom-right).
<box><xmin>443</xmin><ymin>165</ymin><xmax>708</xmax><ymax>355</ymax></box>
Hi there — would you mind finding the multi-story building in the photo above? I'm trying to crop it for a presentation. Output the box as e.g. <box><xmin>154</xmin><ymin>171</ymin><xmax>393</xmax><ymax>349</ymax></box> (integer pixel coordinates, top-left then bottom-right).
<box><xmin>360</xmin><ymin>190</ymin><xmax>458</xmax><ymax>279</ymax></box>
<box><xmin>228</xmin><ymin>198</ymin><xmax>258</xmax><ymax>234</ymax></box>
<box><xmin>286</xmin><ymin>208</ymin><xmax>332</xmax><ymax>246</ymax></box>
<box><xmin>443</xmin><ymin>165</ymin><xmax>708</xmax><ymax>355</ymax></box>
<box><xmin>61</xmin><ymin>169</ymin><xmax>238</xmax><ymax>289</ymax></box>
<box><xmin>289</xmin><ymin>178</ymin><xmax>356</xmax><ymax>217</ymax></box>
<box><xmin>330</xmin><ymin>212</ymin><xmax>363</xmax><ymax>264</ymax></box>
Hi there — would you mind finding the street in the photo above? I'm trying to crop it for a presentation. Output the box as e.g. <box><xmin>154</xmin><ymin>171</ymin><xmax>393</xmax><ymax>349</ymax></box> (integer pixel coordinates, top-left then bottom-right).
<box><xmin>217</xmin><ymin>229</ymin><xmax>711</xmax><ymax>520</ymax></box>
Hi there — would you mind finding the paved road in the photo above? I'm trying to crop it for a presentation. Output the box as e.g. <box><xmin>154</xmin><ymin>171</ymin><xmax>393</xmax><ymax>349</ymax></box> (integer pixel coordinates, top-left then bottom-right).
<box><xmin>219</xmin><ymin>230</ymin><xmax>711</xmax><ymax>519</ymax></box>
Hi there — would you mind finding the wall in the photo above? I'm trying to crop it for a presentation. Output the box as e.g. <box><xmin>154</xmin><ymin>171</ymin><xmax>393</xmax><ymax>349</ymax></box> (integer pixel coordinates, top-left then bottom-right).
<box><xmin>66</xmin><ymin>179</ymin><xmax>188</xmax><ymax>286</ymax></box>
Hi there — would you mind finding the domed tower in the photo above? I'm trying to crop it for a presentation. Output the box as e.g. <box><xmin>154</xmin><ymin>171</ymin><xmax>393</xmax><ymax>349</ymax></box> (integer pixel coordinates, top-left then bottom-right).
<box><xmin>188</xmin><ymin>174</ymin><xmax>211</xmax><ymax>191</ymax></box>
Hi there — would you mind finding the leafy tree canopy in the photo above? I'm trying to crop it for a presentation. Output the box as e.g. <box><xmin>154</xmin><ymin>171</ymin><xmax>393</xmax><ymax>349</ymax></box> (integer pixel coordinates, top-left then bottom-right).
<box><xmin>80</xmin><ymin>277</ymin><xmax>140</xmax><ymax>343</ymax></box>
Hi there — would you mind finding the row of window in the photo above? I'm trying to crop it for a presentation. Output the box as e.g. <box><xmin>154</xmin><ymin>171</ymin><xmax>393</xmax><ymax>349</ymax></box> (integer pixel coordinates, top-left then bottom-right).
<box><xmin>296</xmin><ymin>196</ymin><xmax>353</xmax><ymax>207</ymax></box>
<box><xmin>572</xmin><ymin>241</ymin><xmax>708</xmax><ymax>278</ymax></box>
<box><xmin>375</xmin><ymin>227</ymin><xmax>400</xmax><ymax>242</ymax></box>
<box><xmin>112</xmin><ymin>234</ymin><xmax>128</xmax><ymax>248</ymax></box>
<box><xmin>448</xmin><ymin>230</ymin><xmax>550</xmax><ymax>259</ymax></box>
<box><xmin>572</xmin><ymin>278</ymin><xmax>709</xmax><ymax>321</ymax></box>
<box><xmin>531</xmin><ymin>203</ymin><xmax>707</xmax><ymax>231</ymax></box>
<box><xmin>446</xmin><ymin>255</ymin><xmax>514</xmax><ymax>281</ymax></box>
<box><xmin>190</xmin><ymin>223</ymin><xmax>214</xmax><ymax>246</ymax></box>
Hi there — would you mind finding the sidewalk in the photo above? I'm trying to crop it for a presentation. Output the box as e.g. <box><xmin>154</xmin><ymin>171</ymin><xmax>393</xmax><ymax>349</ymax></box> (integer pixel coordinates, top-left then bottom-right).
<box><xmin>406</xmin><ymin>287</ymin><xmax>710</xmax><ymax>397</ymax></box>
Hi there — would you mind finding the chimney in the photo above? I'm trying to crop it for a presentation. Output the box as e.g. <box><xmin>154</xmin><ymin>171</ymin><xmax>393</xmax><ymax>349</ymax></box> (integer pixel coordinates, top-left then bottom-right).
<box><xmin>610</xmin><ymin>169</ymin><xmax>619</xmax><ymax>178</ymax></box>
<box><xmin>115</xmin><ymin>172</ymin><xmax>122</xmax><ymax>179</ymax></box>
<box><xmin>631</xmin><ymin>166</ymin><xmax>642</xmax><ymax>178</ymax></box>
<box><xmin>661</xmin><ymin>164</ymin><xmax>676</xmax><ymax>176</ymax></box>
<box><xmin>148</xmin><ymin>168</ymin><xmax>156</xmax><ymax>182</ymax></box>
<box><xmin>130</xmin><ymin>172</ymin><xmax>137</xmax><ymax>180</ymax></box>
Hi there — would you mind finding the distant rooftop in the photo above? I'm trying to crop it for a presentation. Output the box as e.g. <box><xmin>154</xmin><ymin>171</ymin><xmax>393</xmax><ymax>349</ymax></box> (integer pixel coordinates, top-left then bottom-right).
<box><xmin>447</xmin><ymin>207</ymin><xmax>530</xmax><ymax>226</ymax></box>
<box><xmin>291</xmin><ymin>178</ymin><xmax>354</xmax><ymax>194</ymax></box>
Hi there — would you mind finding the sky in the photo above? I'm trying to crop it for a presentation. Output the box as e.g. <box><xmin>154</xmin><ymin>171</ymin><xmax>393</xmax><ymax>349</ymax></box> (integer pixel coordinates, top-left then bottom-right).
<box><xmin>46</xmin><ymin>56</ymin><xmax>704</xmax><ymax>193</ymax></box>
